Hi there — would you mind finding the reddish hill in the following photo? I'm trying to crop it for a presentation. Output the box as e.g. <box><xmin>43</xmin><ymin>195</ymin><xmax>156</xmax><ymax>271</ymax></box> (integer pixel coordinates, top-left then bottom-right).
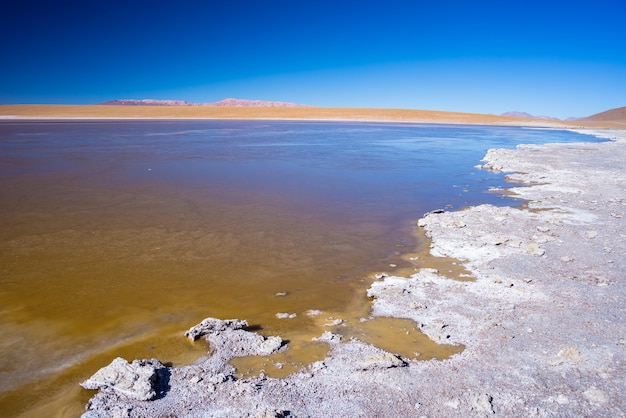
<box><xmin>583</xmin><ymin>106</ymin><xmax>626</xmax><ymax>122</ymax></box>
<box><xmin>209</xmin><ymin>98</ymin><xmax>311</xmax><ymax>107</ymax></box>
<box><xmin>99</xmin><ymin>98</ymin><xmax>311</xmax><ymax>107</ymax></box>
<box><xmin>501</xmin><ymin>111</ymin><xmax>559</xmax><ymax>120</ymax></box>
<box><xmin>100</xmin><ymin>99</ymin><xmax>194</xmax><ymax>106</ymax></box>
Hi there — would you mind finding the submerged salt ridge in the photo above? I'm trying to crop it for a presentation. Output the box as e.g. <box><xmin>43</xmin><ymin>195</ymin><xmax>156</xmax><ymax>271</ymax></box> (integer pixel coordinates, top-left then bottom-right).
<box><xmin>0</xmin><ymin>121</ymin><xmax>602</xmax><ymax>416</ymax></box>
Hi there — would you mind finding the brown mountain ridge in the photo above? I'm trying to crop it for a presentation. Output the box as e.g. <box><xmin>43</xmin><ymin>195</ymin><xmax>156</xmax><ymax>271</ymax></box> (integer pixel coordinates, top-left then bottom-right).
<box><xmin>583</xmin><ymin>106</ymin><xmax>626</xmax><ymax>122</ymax></box>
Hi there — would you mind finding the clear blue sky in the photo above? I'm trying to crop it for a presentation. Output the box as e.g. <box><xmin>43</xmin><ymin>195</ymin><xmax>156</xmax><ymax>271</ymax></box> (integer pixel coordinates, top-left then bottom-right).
<box><xmin>1</xmin><ymin>0</ymin><xmax>625</xmax><ymax>118</ymax></box>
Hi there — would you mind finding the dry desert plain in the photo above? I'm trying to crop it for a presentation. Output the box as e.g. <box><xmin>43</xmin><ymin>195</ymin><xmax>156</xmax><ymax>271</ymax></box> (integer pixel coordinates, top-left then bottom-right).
<box><xmin>0</xmin><ymin>103</ymin><xmax>622</xmax><ymax>128</ymax></box>
<box><xmin>2</xmin><ymin>104</ymin><xmax>626</xmax><ymax>417</ymax></box>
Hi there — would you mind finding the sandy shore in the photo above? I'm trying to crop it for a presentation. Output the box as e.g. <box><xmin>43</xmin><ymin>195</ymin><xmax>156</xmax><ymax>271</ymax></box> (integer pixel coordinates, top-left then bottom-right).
<box><xmin>76</xmin><ymin>125</ymin><xmax>626</xmax><ymax>417</ymax></box>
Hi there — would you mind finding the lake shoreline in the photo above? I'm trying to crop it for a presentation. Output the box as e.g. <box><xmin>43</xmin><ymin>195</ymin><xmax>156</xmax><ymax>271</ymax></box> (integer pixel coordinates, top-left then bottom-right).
<box><xmin>80</xmin><ymin>127</ymin><xmax>626</xmax><ymax>416</ymax></box>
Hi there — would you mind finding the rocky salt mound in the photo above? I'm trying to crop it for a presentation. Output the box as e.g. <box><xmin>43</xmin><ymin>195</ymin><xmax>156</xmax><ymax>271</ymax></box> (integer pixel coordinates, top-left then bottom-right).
<box><xmin>81</xmin><ymin>129</ymin><xmax>626</xmax><ymax>417</ymax></box>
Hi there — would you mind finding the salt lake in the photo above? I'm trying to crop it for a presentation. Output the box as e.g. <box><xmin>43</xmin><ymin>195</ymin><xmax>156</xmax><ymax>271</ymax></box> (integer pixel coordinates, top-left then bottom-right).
<box><xmin>0</xmin><ymin>120</ymin><xmax>599</xmax><ymax>416</ymax></box>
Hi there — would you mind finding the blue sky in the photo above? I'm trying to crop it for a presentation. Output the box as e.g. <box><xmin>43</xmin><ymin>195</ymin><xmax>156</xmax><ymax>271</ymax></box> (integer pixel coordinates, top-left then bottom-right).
<box><xmin>1</xmin><ymin>0</ymin><xmax>625</xmax><ymax>118</ymax></box>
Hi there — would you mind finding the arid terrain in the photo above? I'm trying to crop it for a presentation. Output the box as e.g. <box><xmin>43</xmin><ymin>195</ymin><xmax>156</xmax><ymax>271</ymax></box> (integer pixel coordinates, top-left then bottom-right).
<box><xmin>0</xmin><ymin>104</ymin><xmax>615</xmax><ymax>127</ymax></box>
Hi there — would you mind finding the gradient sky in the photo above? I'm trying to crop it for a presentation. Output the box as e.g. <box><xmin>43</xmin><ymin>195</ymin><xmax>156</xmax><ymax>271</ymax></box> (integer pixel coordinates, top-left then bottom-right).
<box><xmin>1</xmin><ymin>0</ymin><xmax>625</xmax><ymax>118</ymax></box>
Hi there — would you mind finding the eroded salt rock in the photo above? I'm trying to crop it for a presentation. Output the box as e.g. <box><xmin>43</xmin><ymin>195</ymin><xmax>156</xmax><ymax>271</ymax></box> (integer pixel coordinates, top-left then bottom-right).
<box><xmin>472</xmin><ymin>393</ymin><xmax>495</xmax><ymax>414</ymax></box>
<box><xmin>330</xmin><ymin>339</ymin><xmax>407</xmax><ymax>371</ymax></box>
<box><xmin>525</xmin><ymin>243</ymin><xmax>546</xmax><ymax>256</ymax></box>
<box><xmin>254</xmin><ymin>409</ymin><xmax>291</xmax><ymax>418</ymax></box>
<box><xmin>184</xmin><ymin>317</ymin><xmax>248</xmax><ymax>341</ymax></box>
<box><xmin>312</xmin><ymin>331</ymin><xmax>342</xmax><ymax>344</ymax></box>
<box><xmin>276</xmin><ymin>312</ymin><xmax>297</xmax><ymax>319</ymax></box>
<box><xmin>80</xmin><ymin>357</ymin><xmax>165</xmax><ymax>401</ymax></box>
<box><xmin>584</xmin><ymin>387</ymin><xmax>608</xmax><ymax>404</ymax></box>
<box><xmin>324</xmin><ymin>318</ymin><xmax>344</xmax><ymax>327</ymax></box>
<box><xmin>357</xmin><ymin>352</ymin><xmax>407</xmax><ymax>370</ymax></box>
<box><xmin>183</xmin><ymin>317</ymin><xmax>284</xmax><ymax>359</ymax></box>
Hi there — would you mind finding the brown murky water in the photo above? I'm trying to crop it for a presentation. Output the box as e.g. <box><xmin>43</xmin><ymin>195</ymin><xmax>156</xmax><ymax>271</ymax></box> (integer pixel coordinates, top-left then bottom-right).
<box><xmin>0</xmin><ymin>175</ymin><xmax>413</xmax><ymax>416</ymax></box>
<box><xmin>0</xmin><ymin>120</ymin><xmax>594</xmax><ymax>416</ymax></box>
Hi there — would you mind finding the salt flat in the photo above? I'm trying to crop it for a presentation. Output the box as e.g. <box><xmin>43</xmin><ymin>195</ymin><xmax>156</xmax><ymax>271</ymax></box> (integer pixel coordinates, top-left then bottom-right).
<box><xmin>81</xmin><ymin>127</ymin><xmax>626</xmax><ymax>417</ymax></box>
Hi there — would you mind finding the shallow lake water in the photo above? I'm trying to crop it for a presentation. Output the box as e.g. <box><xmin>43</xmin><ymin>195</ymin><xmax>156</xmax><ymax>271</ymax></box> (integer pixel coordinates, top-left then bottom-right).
<box><xmin>0</xmin><ymin>120</ymin><xmax>599</xmax><ymax>416</ymax></box>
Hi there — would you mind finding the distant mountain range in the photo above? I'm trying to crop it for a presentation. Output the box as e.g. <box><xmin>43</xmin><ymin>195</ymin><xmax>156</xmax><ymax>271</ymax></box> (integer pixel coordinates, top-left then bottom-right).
<box><xmin>502</xmin><ymin>107</ymin><xmax>626</xmax><ymax>122</ymax></box>
<box><xmin>100</xmin><ymin>98</ymin><xmax>311</xmax><ymax>107</ymax></box>
<box><xmin>500</xmin><ymin>111</ymin><xmax>566</xmax><ymax>120</ymax></box>
<box><xmin>210</xmin><ymin>98</ymin><xmax>311</xmax><ymax>107</ymax></box>
<box><xmin>100</xmin><ymin>99</ymin><xmax>194</xmax><ymax>106</ymax></box>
